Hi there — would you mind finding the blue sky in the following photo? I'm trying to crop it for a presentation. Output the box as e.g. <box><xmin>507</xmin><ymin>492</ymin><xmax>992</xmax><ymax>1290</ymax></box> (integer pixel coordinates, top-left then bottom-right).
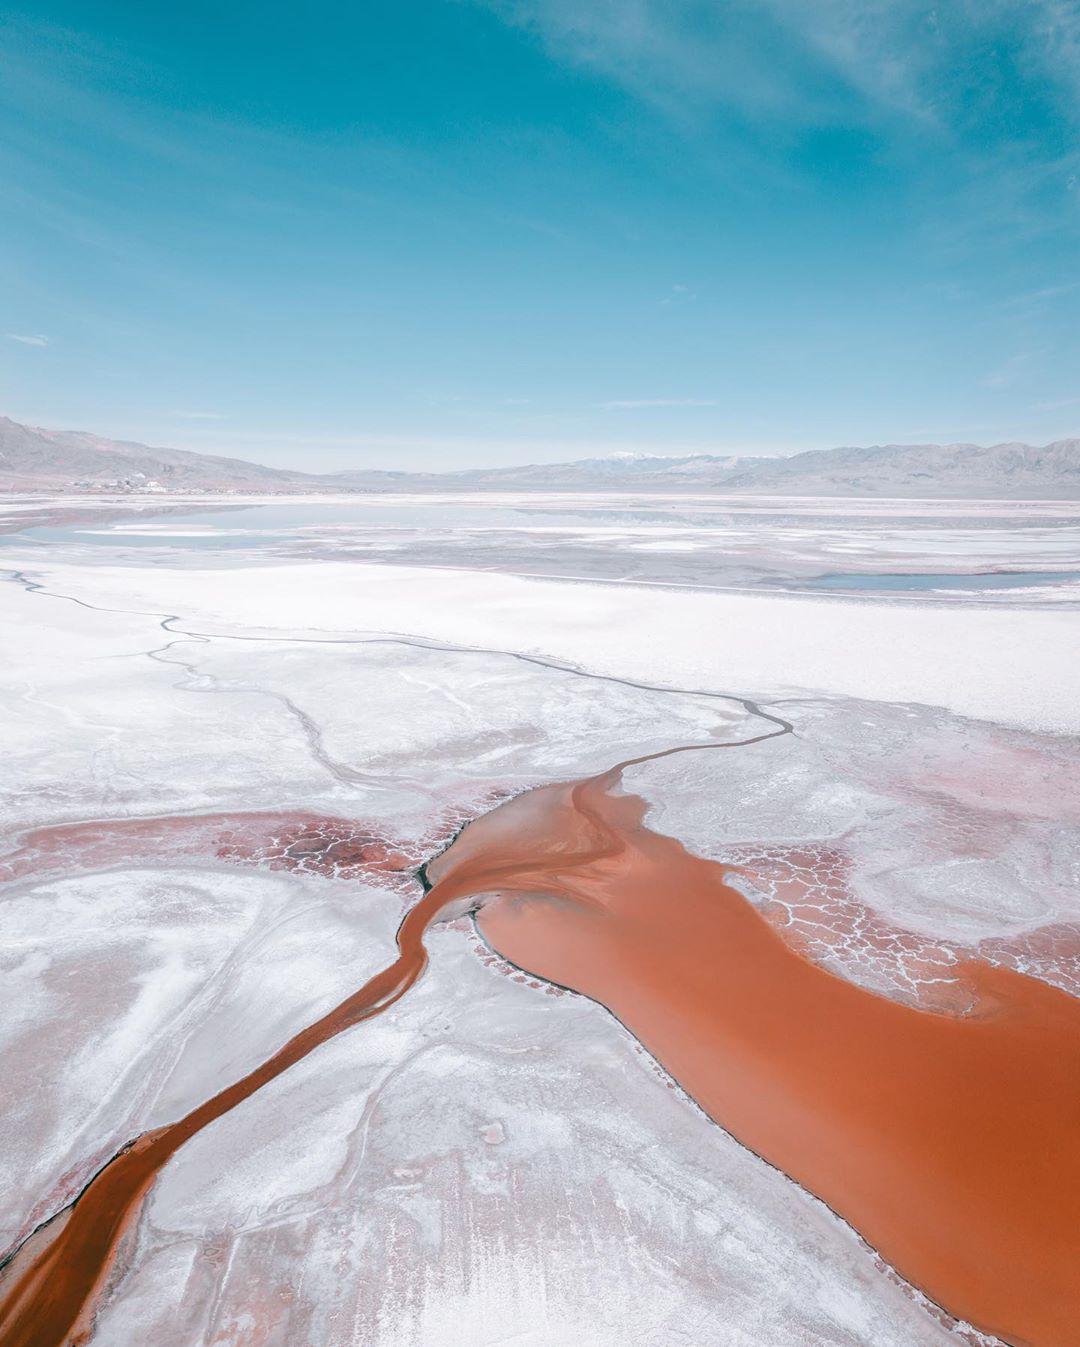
<box><xmin>2</xmin><ymin>1</ymin><xmax>1079</xmax><ymax>469</ymax></box>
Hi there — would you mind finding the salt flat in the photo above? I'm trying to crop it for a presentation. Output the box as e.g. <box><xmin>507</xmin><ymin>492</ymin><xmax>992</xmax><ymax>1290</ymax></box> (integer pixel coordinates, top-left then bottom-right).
<box><xmin>3</xmin><ymin>493</ymin><xmax>1076</xmax><ymax>1347</ymax></box>
<box><xmin>11</xmin><ymin>553</ymin><xmax>1076</xmax><ymax>732</ymax></box>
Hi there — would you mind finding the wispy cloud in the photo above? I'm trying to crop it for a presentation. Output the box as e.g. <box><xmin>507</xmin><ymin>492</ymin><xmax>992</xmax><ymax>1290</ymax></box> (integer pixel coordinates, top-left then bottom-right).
<box><xmin>659</xmin><ymin>282</ymin><xmax>695</xmax><ymax>307</ymax></box>
<box><xmin>599</xmin><ymin>397</ymin><xmax>715</xmax><ymax>409</ymax></box>
<box><xmin>483</xmin><ymin>0</ymin><xmax>817</xmax><ymax>122</ymax></box>
<box><xmin>489</xmin><ymin>0</ymin><xmax>1080</xmax><ymax>134</ymax></box>
<box><xmin>484</xmin><ymin>0</ymin><xmax>1080</xmax><ymax>241</ymax></box>
<box><xmin>982</xmin><ymin>350</ymin><xmax>1040</xmax><ymax>390</ymax></box>
<box><xmin>6</xmin><ymin>333</ymin><xmax>48</xmax><ymax>347</ymax></box>
<box><xmin>1006</xmin><ymin>278</ymin><xmax>1080</xmax><ymax>308</ymax></box>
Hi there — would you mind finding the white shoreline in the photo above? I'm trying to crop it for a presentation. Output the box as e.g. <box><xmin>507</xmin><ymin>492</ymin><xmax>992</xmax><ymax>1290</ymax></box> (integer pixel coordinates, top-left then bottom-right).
<box><xmin>13</xmin><ymin>556</ymin><xmax>1078</xmax><ymax>736</ymax></box>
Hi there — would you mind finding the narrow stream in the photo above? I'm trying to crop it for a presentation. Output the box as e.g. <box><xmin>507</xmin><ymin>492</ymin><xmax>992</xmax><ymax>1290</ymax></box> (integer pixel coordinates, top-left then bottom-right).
<box><xmin>0</xmin><ymin>726</ymin><xmax>785</xmax><ymax>1347</ymax></box>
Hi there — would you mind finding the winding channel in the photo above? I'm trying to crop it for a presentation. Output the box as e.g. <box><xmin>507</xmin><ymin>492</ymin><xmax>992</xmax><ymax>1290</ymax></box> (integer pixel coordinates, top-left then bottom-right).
<box><xmin>3</xmin><ymin>568</ymin><xmax>1079</xmax><ymax>1347</ymax></box>
<box><xmin>0</xmin><ymin>722</ymin><xmax>788</xmax><ymax>1346</ymax></box>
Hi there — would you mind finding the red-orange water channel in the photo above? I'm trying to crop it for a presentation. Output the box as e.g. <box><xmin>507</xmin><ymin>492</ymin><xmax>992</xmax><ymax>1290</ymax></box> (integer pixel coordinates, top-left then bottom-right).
<box><xmin>2</xmin><ymin>760</ymin><xmax>1079</xmax><ymax>1347</ymax></box>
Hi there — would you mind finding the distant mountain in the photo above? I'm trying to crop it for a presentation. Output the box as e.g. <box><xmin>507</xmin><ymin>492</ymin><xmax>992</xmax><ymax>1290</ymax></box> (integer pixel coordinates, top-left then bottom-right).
<box><xmin>716</xmin><ymin>441</ymin><xmax>1080</xmax><ymax>497</ymax></box>
<box><xmin>330</xmin><ymin>441</ymin><xmax>1080</xmax><ymax>495</ymax></box>
<box><xmin>0</xmin><ymin>416</ymin><xmax>317</xmax><ymax>491</ymax></box>
<box><xmin>2</xmin><ymin>415</ymin><xmax>1079</xmax><ymax>497</ymax></box>
<box><xmin>329</xmin><ymin>452</ymin><xmax>771</xmax><ymax>491</ymax></box>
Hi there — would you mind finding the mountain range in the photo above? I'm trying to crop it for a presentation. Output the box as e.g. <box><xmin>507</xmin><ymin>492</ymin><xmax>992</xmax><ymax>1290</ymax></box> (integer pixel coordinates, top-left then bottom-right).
<box><xmin>2</xmin><ymin>415</ymin><xmax>1079</xmax><ymax>497</ymax></box>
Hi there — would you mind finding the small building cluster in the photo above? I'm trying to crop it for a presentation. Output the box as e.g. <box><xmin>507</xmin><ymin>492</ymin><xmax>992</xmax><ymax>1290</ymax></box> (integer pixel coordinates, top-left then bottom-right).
<box><xmin>70</xmin><ymin>472</ymin><xmax>167</xmax><ymax>493</ymax></box>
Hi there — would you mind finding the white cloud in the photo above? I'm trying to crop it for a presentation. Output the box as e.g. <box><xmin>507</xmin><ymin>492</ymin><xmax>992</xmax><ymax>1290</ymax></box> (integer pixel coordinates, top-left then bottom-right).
<box><xmin>6</xmin><ymin>333</ymin><xmax>48</xmax><ymax>347</ymax></box>
<box><xmin>982</xmin><ymin>350</ymin><xmax>1039</xmax><ymax>390</ymax></box>
<box><xmin>484</xmin><ymin>0</ymin><xmax>1080</xmax><ymax>242</ymax></box>
<box><xmin>660</xmin><ymin>283</ymin><xmax>695</xmax><ymax>307</ymax></box>
<box><xmin>1006</xmin><ymin>279</ymin><xmax>1080</xmax><ymax>307</ymax></box>
<box><xmin>483</xmin><ymin>0</ymin><xmax>812</xmax><ymax>125</ymax></box>
<box><xmin>599</xmin><ymin>397</ymin><xmax>716</xmax><ymax>409</ymax></box>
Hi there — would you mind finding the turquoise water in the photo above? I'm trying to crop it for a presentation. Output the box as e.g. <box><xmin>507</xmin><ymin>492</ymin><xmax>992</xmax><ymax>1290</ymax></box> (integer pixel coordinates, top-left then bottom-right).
<box><xmin>808</xmin><ymin>570</ymin><xmax>1080</xmax><ymax>591</ymax></box>
<box><xmin>5</xmin><ymin>503</ymin><xmax>1078</xmax><ymax>598</ymax></box>
<box><xmin>2</xmin><ymin>499</ymin><xmax>664</xmax><ymax>546</ymax></box>
<box><xmin>3</xmin><ymin>523</ymin><xmax>291</xmax><ymax>549</ymax></box>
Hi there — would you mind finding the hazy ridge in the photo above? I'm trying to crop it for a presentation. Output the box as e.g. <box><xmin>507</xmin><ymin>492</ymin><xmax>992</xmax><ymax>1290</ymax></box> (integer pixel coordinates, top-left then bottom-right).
<box><xmin>2</xmin><ymin>415</ymin><xmax>1078</xmax><ymax>497</ymax></box>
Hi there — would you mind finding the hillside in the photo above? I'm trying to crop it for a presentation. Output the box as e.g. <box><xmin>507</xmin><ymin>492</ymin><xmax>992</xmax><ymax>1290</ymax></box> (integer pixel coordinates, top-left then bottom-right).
<box><xmin>2</xmin><ymin>415</ymin><xmax>1078</xmax><ymax>497</ymax></box>
<box><xmin>0</xmin><ymin>416</ymin><xmax>316</xmax><ymax>491</ymax></box>
<box><xmin>332</xmin><ymin>441</ymin><xmax>1080</xmax><ymax>496</ymax></box>
<box><xmin>719</xmin><ymin>441</ymin><xmax>1080</xmax><ymax>497</ymax></box>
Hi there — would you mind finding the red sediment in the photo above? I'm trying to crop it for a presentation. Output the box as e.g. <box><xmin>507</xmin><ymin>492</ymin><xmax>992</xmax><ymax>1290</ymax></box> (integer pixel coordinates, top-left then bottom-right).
<box><xmin>728</xmin><ymin>844</ymin><xmax>980</xmax><ymax>1012</ymax></box>
<box><xmin>4</xmin><ymin>765</ymin><xmax>1079</xmax><ymax>1346</ymax></box>
<box><xmin>0</xmin><ymin>807</ymin><xmax>488</xmax><ymax>892</ymax></box>
<box><xmin>723</xmin><ymin>842</ymin><xmax>1080</xmax><ymax>1007</ymax></box>
<box><xmin>440</xmin><ymin>773</ymin><xmax>1080</xmax><ymax>1347</ymax></box>
<box><xmin>980</xmin><ymin>921</ymin><xmax>1080</xmax><ymax>1001</ymax></box>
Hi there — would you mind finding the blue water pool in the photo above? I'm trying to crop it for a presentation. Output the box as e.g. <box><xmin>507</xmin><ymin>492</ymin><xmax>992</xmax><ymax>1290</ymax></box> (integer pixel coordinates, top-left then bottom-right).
<box><xmin>807</xmin><ymin>570</ymin><xmax>1080</xmax><ymax>591</ymax></box>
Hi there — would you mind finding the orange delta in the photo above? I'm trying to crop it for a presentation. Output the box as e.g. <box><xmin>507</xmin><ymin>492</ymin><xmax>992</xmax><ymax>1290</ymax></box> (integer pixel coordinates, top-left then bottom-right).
<box><xmin>3</xmin><ymin>758</ymin><xmax>1079</xmax><ymax>1347</ymax></box>
<box><xmin>434</xmin><ymin>771</ymin><xmax>1080</xmax><ymax>1347</ymax></box>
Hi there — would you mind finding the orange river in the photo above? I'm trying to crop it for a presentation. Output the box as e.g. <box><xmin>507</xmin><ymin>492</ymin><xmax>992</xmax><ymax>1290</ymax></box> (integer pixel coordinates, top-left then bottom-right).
<box><xmin>2</xmin><ymin>757</ymin><xmax>1078</xmax><ymax>1347</ymax></box>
